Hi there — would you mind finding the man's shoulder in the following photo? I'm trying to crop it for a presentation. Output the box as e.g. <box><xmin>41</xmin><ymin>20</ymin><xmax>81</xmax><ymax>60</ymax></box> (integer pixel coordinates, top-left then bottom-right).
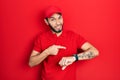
<box><xmin>64</xmin><ymin>30</ymin><xmax>85</xmax><ymax>39</ymax></box>
<box><xmin>35</xmin><ymin>31</ymin><xmax>50</xmax><ymax>39</ymax></box>
<box><xmin>64</xmin><ymin>30</ymin><xmax>78</xmax><ymax>36</ymax></box>
<box><xmin>38</xmin><ymin>31</ymin><xmax>50</xmax><ymax>36</ymax></box>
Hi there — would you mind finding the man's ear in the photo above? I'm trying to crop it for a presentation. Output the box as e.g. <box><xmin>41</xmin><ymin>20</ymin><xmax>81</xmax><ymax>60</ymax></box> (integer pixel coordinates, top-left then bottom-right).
<box><xmin>44</xmin><ymin>19</ymin><xmax>49</xmax><ymax>25</ymax></box>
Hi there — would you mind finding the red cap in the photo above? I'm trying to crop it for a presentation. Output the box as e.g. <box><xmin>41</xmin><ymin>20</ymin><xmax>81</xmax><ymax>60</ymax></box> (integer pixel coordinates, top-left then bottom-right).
<box><xmin>44</xmin><ymin>6</ymin><xmax>62</xmax><ymax>18</ymax></box>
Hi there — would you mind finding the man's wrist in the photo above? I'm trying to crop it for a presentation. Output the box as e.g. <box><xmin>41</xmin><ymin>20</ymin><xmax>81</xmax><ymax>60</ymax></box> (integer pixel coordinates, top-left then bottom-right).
<box><xmin>72</xmin><ymin>56</ymin><xmax>76</xmax><ymax>62</ymax></box>
<box><xmin>73</xmin><ymin>54</ymin><xmax>79</xmax><ymax>61</ymax></box>
<box><xmin>44</xmin><ymin>49</ymin><xmax>49</xmax><ymax>56</ymax></box>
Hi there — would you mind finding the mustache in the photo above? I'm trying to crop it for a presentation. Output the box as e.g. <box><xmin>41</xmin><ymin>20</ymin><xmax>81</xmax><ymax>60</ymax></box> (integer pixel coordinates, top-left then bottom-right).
<box><xmin>55</xmin><ymin>24</ymin><xmax>62</xmax><ymax>27</ymax></box>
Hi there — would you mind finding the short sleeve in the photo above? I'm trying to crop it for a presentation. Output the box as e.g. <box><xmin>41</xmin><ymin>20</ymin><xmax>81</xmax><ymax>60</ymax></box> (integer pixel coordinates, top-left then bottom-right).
<box><xmin>76</xmin><ymin>34</ymin><xmax>87</xmax><ymax>49</ymax></box>
<box><xmin>33</xmin><ymin>35</ymin><xmax>42</xmax><ymax>52</ymax></box>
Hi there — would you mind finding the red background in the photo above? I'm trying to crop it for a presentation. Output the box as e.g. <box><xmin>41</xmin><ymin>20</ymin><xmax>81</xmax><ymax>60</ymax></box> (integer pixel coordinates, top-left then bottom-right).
<box><xmin>0</xmin><ymin>0</ymin><xmax>120</xmax><ymax>80</ymax></box>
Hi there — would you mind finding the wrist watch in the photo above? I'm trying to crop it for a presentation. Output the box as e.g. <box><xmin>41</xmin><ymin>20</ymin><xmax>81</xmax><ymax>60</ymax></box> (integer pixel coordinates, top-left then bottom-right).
<box><xmin>73</xmin><ymin>54</ymin><xmax>78</xmax><ymax>61</ymax></box>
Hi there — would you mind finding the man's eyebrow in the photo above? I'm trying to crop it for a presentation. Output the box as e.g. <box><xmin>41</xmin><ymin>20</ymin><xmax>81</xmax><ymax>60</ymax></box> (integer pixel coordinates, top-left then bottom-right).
<box><xmin>49</xmin><ymin>17</ymin><xmax>54</xmax><ymax>19</ymax></box>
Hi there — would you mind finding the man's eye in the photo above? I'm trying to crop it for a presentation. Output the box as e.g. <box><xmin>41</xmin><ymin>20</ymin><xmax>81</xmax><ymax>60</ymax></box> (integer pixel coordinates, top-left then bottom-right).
<box><xmin>58</xmin><ymin>16</ymin><xmax>61</xmax><ymax>19</ymax></box>
<box><xmin>50</xmin><ymin>18</ymin><xmax>55</xmax><ymax>21</ymax></box>
<box><xmin>50</xmin><ymin>19</ymin><xmax>55</xmax><ymax>21</ymax></box>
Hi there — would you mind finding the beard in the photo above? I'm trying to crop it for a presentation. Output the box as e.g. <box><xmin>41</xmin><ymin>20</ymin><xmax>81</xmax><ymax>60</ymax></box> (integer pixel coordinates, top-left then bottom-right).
<box><xmin>48</xmin><ymin>23</ymin><xmax>63</xmax><ymax>33</ymax></box>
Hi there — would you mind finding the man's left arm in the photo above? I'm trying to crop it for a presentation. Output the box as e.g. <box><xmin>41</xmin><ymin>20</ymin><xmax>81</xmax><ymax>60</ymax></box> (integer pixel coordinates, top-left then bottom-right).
<box><xmin>77</xmin><ymin>42</ymin><xmax>99</xmax><ymax>60</ymax></box>
<box><xmin>59</xmin><ymin>42</ymin><xmax>99</xmax><ymax>70</ymax></box>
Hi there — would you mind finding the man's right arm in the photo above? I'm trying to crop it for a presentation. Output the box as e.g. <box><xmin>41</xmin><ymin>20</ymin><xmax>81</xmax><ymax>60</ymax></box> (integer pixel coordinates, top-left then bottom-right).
<box><xmin>28</xmin><ymin>45</ymin><xmax>66</xmax><ymax>67</ymax></box>
<box><xmin>28</xmin><ymin>50</ymin><xmax>49</xmax><ymax>67</ymax></box>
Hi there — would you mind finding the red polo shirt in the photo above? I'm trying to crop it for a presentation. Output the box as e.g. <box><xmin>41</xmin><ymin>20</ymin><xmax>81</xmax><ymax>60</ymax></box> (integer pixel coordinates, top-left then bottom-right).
<box><xmin>33</xmin><ymin>30</ymin><xmax>87</xmax><ymax>80</ymax></box>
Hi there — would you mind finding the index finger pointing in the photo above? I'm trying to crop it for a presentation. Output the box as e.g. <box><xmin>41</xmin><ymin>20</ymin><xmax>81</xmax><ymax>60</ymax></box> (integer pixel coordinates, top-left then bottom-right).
<box><xmin>56</xmin><ymin>45</ymin><xmax>66</xmax><ymax>49</ymax></box>
<box><xmin>62</xmin><ymin>66</ymin><xmax>66</xmax><ymax>70</ymax></box>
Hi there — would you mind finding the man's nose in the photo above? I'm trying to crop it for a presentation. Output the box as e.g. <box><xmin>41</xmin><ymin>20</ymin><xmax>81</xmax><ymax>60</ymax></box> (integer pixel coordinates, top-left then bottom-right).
<box><xmin>56</xmin><ymin>20</ymin><xmax>60</xmax><ymax>25</ymax></box>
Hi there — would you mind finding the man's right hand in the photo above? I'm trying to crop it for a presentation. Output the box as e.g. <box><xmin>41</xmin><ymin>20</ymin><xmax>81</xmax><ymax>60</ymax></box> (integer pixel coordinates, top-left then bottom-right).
<box><xmin>44</xmin><ymin>45</ymin><xmax>66</xmax><ymax>55</ymax></box>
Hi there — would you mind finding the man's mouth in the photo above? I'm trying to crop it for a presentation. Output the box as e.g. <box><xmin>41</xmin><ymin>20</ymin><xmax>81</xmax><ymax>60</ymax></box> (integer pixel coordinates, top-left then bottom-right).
<box><xmin>48</xmin><ymin>23</ymin><xmax>63</xmax><ymax>33</ymax></box>
<box><xmin>55</xmin><ymin>25</ymin><xmax>62</xmax><ymax>30</ymax></box>
<box><xmin>56</xmin><ymin>26</ymin><xmax>61</xmax><ymax>30</ymax></box>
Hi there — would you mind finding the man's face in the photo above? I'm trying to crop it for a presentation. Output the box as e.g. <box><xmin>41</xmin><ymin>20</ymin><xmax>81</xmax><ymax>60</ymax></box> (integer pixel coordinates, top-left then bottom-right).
<box><xmin>46</xmin><ymin>13</ymin><xmax>63</xmax><ymax>33</ymax></box>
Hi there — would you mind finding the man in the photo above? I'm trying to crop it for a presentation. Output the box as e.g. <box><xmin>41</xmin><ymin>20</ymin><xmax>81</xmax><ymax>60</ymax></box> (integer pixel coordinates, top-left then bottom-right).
<box><xmin>29</xmin><ymin>6</ymin><xmax>99</xmax><ymax>80</ymax></box>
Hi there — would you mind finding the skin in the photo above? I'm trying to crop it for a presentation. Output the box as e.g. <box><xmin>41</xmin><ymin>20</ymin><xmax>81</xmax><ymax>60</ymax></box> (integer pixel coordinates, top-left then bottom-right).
<box><xmin>44</xmin><ymin>13</ymin><xmax>63</xmax><ymax>36</ymax></box>
<box><xmin>45</xmin><ymin>13</ymin><xmax>63</xmax><ymax>34</ymax></box>
<box><xmin>29</xmin><ymin>13</ymin><xmax>99</xmax><ymax>70</ymax></box>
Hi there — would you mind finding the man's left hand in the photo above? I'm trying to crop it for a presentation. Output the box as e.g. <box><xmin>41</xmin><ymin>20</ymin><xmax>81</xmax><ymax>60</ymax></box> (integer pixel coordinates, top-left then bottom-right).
<box><xmin>59</xmin><ymin>56</ymin><xmax>76</xmax><ymax>70</ymax></box>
